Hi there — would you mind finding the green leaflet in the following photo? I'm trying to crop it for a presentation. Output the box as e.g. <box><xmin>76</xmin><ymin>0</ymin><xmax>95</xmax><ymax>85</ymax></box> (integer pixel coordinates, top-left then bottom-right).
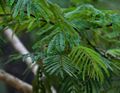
<box><xmin>39</xmin><ymin>0</ymin><xmax>53</xmax><ymax>21</ymax></box>
<box><xmin>69</xmin><ymin>46</ymin><xmax>111</xmax><ymax>82</ymax></box>
<box><xmin>60</xmin><ymin>77</ymin><xmax>81</xmax><ymax>93</ymax></box>
<box><xmin>7</xmin><ymin>0</ymin><xmax>15</xmax><ymax>6</ymax></box>
<box><xmin>27</xmin><ymin>0</ymin><xmax>32</xmax><ymax>17</ymax></box>
<box><xmin>44</xmin><ymin>55</ymin><xmax>76</xmax><ymax>78</ymax></box>
<box><xmin>47</xmin><ymin>34</ymin><xmax>57</xmax><ymax>54</ymax></box>
<box><xmin>55</xmin><ymin>32</ymin><xmax>65</xmax><ymax>52</ymax></box>
<box><xmin>59</xmin><ymin>32</ymin><xmax>65</xmax><ymax>51</ymax></box>
<box><xmin>0</xmin><ymin>0</ymin><xmax>7</xmax><ymax>13</ymax></box>
<box><xmin>47</xmin><ymin>30</ymin><xmax>80</xmax><ymax>54</ymax></box>
<box><xmin>106</xmin><ymin>49</ymin><xmax>120</xmax><ymax>58</ymax></box>
<box><xmin>12</xmin><ymin>0</ymin><xmax>24</xmax><ymax>17</ymax></box>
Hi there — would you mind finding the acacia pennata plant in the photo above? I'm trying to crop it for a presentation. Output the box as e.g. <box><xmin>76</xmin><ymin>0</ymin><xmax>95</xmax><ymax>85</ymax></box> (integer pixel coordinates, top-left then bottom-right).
<box><xmin>0</xmin><ymin>0</ymin><xmax>120</xmax><ymax>93</ymax></box>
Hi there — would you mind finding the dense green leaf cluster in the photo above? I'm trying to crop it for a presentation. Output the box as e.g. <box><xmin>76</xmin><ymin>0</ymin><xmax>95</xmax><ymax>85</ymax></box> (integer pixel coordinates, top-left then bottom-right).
<box><xmin>0</xmin><ymin>0</ymin><xmax>120</xmax><ymax>93</ymax></box>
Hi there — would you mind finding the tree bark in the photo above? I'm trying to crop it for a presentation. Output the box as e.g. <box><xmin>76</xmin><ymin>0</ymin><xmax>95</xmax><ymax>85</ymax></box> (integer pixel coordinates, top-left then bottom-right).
<box><xmin>3</xmin><ymin>27</ymin><xmax>38</xmax><ymax>74</ymax></box>
<box><xmin>0</xmin><ymin>69</ymin><xmax>32</xmax><ymax>93</ymax></box>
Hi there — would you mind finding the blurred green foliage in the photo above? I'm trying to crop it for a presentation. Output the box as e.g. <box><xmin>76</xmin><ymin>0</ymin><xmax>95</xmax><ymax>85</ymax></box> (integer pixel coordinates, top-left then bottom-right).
<box><xmin>0</xmin><ymin>0</ymin><xmax>120</xmax><ymax>93</ymax></box>
<box><xmin>0</xmin><ymin>82</ymin><xmax>7</xmax><ymax>93</ymax></box>
<box><xmin>50</xmin><ymin>0</ymin><xmax>120</xmax><ymax>10</ymax></box>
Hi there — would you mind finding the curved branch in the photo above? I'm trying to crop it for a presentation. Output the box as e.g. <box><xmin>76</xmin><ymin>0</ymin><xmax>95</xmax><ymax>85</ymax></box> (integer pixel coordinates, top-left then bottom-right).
<box><xmin>3</xmin><ymin>27</ymin><xmax>38</xmax><ymax>74</ymax></box>
<box><xmin>0</xmin><ymin>69</ymin><xmax>32</xmax><ymax>93</ymax></box>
